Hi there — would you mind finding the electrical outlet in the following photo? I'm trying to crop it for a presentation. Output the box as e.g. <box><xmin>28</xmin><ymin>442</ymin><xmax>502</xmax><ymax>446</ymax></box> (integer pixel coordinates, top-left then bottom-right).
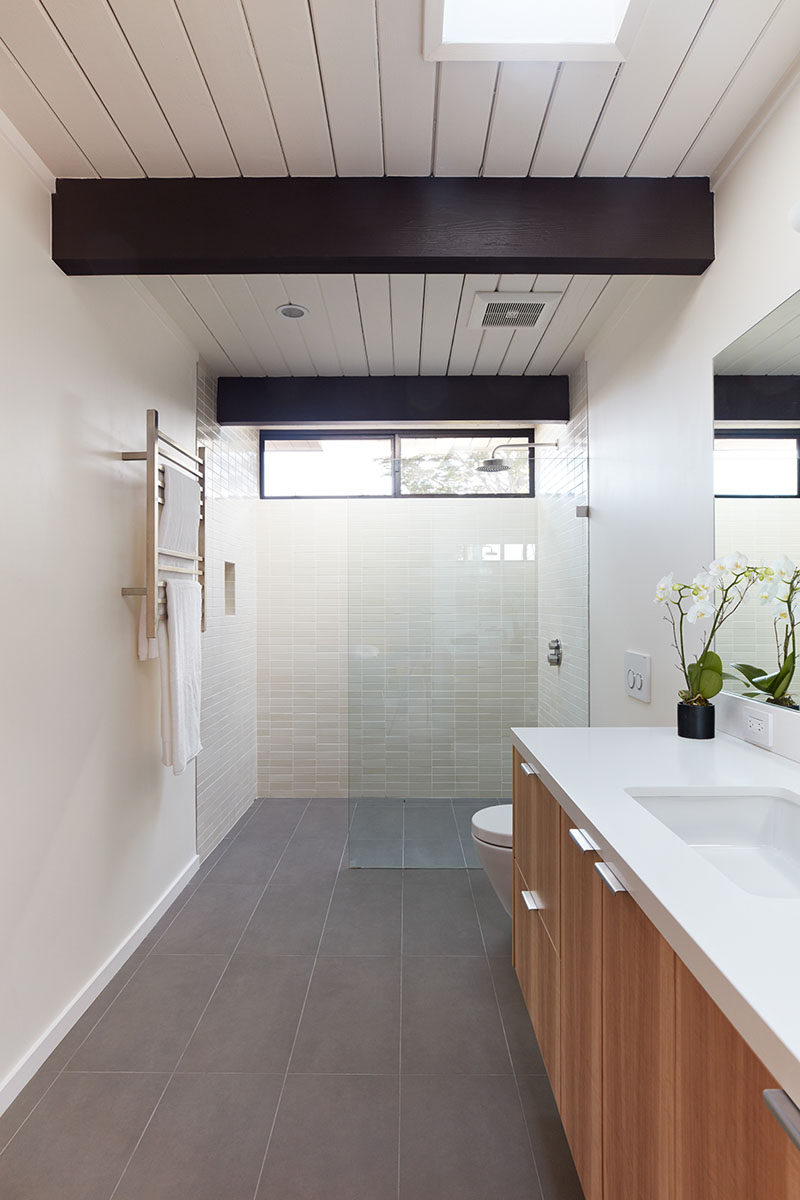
<box><xmin>743</xmin><ymin>707</ymin><xmax>773</xmax><ymax>749</ymax></box>
<box><xmin>624</xmin><ymin>651</ymin><xmax>651</xmax><ymax>703</ymax></box>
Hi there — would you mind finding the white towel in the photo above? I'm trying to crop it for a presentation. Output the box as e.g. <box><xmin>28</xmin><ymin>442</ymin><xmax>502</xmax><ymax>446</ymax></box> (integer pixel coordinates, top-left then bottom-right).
<box><xmin>163</xmin><ymin>579</ymin><xmax>202</xmax><ymax>775</ymax></box>
<box><xmin>160</xmin><ymin>465</ymin><xmax>200</xmax><ymax>565</ymax></box>
<box><xmin>157</xmin><ymin>616</ymin><xmax>173</xmax><ymax>768</ymax></box>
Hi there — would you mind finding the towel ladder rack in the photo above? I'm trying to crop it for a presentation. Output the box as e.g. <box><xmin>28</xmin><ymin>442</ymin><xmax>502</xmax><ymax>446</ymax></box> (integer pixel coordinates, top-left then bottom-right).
<box><xmin>121</xmin><ymin>409</ymin><xmax>206</xmax><ymax>638</ymax></box>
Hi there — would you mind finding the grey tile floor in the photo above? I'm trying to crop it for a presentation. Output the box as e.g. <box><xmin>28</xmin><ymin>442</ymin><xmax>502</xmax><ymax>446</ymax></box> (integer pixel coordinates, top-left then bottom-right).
<box><xmin>349</xmin><ymin>797</ymin><xmax>506</xmax><ymax>867</ymax></box>
<box><xmin>0</xmin><ymin>798</ymin><xmax>584</xmax><ymax>1200</ymax></box>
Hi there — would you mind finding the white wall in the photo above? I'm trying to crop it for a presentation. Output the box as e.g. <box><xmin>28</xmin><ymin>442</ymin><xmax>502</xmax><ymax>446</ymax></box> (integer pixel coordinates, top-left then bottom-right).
<box><xmin>587</xmin><ymin>80</ymin><xmax>800</xmax><ymax>725</ymax></box>
<box><xmin>0</xmin><ymin>132</ymin><xmax>198</xmax><ymax>1100</ymax></box>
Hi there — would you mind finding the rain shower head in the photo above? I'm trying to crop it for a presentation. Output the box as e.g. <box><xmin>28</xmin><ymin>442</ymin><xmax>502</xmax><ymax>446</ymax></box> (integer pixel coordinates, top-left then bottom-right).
<box><xmin>475</xmin><ymin>439</ymin><xmax>559</xmax><ymax>473</ymax></box>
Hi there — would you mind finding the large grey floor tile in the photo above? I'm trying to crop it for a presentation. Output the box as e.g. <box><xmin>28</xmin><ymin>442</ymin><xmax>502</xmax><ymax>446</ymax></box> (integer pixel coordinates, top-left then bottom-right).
<box><xmin>43</xmin><ymin>952</ymin><xmax>147</xmax><ymax>1071</ymax></box>
<box><xmin>278</xmin><ymin>834</ymin><xmax>347</xmax><ymax>870</ymax></box>
<box><xmin>238</xmin><ymin>876</ymin><xmax>335</xmax><ymax>957</ymax></box>
<box><xmin>402</xmin><ymin>879</ymin><xmax>484</xmax><ymax>956</ymax></box>
<box><xmin>236</xmin><ymin>803</ymin><xmax>307</xmax><ymax>847</ymax></box>
<box><xmin>349</xmin><ymin>802</ymin><xmax>403</xmax><ymax>839</ymax></box>
<box><xmin>489</xmin><ymin>958</ymin><xmax>546</xmax><ymax>1075</ymax></box>
<box><xmin>257</xmin><ymin>1074</ymin><xmax>399</xmax><ymax>1200</ymax></box>
<box><xmin>403</xmin><ymin>804</ymin><xmax>459</xmax><ymax>841</ymax></box>
<box><xmin>518</xmin><ymin>1075</ymin><xmax>584</xmax><ymax>1199</ymax></box>
<box><xmin>290</xmin><ymin>957</ymin><xmax>401</xmax><ymax>1074</ymax></box>
<box><xmin>68</xmin><ymin>954</ymin><xmax>227</xmax><ymax>1072</ymax></box>
<box><xmin>319</xmin><ymin>877</ymin><xmax>402</xmax><ymax>956</ymax></box>
<box><xmin>402</xmin><ymin>868</ymin><xmax>470</xmax><ymax>887</ymax></box>
<box><xmin>348</xmin><ymin>836</ymin><xmax>403</xmax><ymax>868</ymax></box>
<box><xmin>202</xmin><ymin>839</ymin><xmax>283</xmax><ymax>886</ymax></box>
<box><xmin>403</xmin><ymin>837</ymin><xmax>466</xmax><ymax>868</ymax></box>
<box><xmin>402</xmin><ymin>957</ymin><xmax>511</xmax><ymax>1075</ymax></box>
<box><xmin>399</xmin><ymin>1074</ymin><xmax>541</xmax><ymax>1200</ymax></box>
<box><xmin>0</xmin><ymin>1071</ymin><xmax>57</xmax><ymax>1154</ymax></box>
<box><xmin>114</xmin><ymin>1073</ymin><xmax>282</xmax><ymax>1200</ymax></box>
<box><xmin>180</xmin><ymin>955</ymin><xmax>313</xmax><ymax>1073</ymax></box>
<box><xmin>0</xmin><ymin>1071</ymin><xmax>167</xmax><ymax>1200</ymax></box>
<box><xmin>154</xmin><ymin>883</ymin><xmax>263</xmax><ymax>955</ymax></box>
<box><xmin>297</xmin><ymin>801</ymin><xmax>348</xmax><ymax>837</ymax></box>
<box><xmin>469</xmin><ymin>868</ymin><xmax>513</xmax><ymax>957</ymax></box>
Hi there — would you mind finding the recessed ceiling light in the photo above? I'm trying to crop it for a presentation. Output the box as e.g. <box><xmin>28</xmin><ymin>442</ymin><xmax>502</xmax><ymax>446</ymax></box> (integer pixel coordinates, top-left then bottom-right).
<box><xmin>277</xmin><ymin>303</ymin><xmax>309</xmax><ymax>319</ymax></box>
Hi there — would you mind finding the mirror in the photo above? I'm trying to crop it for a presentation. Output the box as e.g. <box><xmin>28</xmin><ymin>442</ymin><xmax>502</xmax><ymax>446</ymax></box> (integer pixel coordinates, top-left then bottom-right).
<box><xmin>713</xmin><ymin>291</ymin><xmax>800</xmax><ymax>710</ymax></box>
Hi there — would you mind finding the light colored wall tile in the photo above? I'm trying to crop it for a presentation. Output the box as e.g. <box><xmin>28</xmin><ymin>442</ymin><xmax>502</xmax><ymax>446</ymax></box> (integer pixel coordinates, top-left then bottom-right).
<box><xmin>256</xmin><ymin>495</ymin><xmax>538</xmax><ymax>801</ymax></box>
<box><xmin>196</xmin><ymin>367</ymin><xmax>259</xmax><ymax>856</ymax></box>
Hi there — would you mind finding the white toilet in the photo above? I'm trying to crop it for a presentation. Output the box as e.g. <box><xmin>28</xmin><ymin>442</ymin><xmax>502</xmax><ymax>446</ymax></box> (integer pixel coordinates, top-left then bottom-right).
<box><xmin>471</xmin><ymin>804</ymin><xmax>513</xmax><ymax>916</ymax></box>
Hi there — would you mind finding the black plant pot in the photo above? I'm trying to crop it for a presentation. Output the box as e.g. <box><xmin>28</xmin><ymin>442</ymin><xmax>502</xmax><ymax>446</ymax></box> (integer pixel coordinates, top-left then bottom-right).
<box><xmin>677</xmin><ymin>702</ymin><xmax>715</xmax><ymax>740</ymax></box>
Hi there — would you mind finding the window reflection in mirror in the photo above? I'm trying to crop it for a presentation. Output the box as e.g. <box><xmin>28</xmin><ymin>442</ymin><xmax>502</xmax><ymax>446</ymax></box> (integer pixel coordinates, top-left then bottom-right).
<box><xmin>713</xmin><ymin>292</ymin><xmax>800</xmax><ymax>711</ymax></box>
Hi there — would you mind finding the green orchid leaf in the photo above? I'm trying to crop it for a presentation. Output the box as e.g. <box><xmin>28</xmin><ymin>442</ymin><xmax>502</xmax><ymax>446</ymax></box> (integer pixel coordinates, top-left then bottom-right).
<box><xmin>699</xmin><ymin>650</ymin><xmax>723</xmax><ymax>674</ymax></box>
<box><xmin>772</xmin><ymin>653</ymin><xmax>795</xmax><ymax>700</ymax></box>
<box><xmin>697</xmin><ymin>668</ymin><xmax>723</xmax><ymax>699</ymax></box>
<box><xmin>731</xmin><ymin>663</ymin><xmax>769</xmax><ymax>682</ymax></box>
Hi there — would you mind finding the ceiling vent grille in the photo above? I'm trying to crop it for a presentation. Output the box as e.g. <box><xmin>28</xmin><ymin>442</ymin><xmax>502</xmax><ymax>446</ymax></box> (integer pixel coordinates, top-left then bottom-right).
<box><xmin>467</xmin><ymin>291</ymin><xmax>562</xmax><ymax>331</ymax></box>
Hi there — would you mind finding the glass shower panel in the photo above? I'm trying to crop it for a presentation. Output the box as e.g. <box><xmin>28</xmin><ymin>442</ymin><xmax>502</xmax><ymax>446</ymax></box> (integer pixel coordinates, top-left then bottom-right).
<box><xmin>347</xmin><ymin>497</ymin><xmax>539</xmax><ymax>867</ymax></box>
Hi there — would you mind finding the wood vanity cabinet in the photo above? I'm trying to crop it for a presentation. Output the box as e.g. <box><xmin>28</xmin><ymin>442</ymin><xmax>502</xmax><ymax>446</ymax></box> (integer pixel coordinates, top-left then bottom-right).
<box><xmin>512</xmin><ymin>748</ymin><xmax>800</xmax><ymax>1200</ymax></box>
<box><xmin>558</xmin><ymin>810</ymin><xmax>603</xmax><ymax>1200</ymax></box>
<box><xmin>601</xmin><ymin>876</ymin><xmax>676</xmax><ymax>1200</ymax></box>
<box><xmin>512</xmin><ymin>752</ymin><xmax>560</xmax><ymax>1098</ymax></box>
<box><xmin>676</xmin><ymin>959</ymin><xmax>800</xmax><ymax>1200</ymax></box>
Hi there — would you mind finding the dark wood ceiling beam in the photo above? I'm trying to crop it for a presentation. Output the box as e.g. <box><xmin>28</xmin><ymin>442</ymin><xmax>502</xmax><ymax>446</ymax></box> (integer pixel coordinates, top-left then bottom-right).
<box><xmin>51</xmin><ymin>177</ymin><xmax>714</xmax><ymax>276</ymax></box>
<box><xmin>714</xmin><ymin>376</ymin><xmax>800</xmax><ymax>422</ymax></box>
<box><xmin>216</xmin><ymin>375</ymin><xmax>570</xmax><ymax>426</ymax></box>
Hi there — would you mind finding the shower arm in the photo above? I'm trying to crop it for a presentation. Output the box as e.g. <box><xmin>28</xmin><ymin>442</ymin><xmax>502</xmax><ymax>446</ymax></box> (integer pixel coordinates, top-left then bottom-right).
<box><xmin>489</xmin><ymin>441</ymin><xmax>559</xmax><ymax>462</ymax></box>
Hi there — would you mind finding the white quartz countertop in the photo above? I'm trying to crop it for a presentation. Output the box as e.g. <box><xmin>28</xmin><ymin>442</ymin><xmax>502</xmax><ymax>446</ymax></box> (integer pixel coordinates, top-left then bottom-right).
<box><xmin>510</xmin><ymin>725</ymin><xmax>800</xmax><ymax>1106</ymax></box>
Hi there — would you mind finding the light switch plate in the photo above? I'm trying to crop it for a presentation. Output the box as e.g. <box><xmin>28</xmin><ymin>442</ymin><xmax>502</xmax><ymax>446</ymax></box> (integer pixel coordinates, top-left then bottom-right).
<box><xmin>624</xmin><ymin>651</ymin><xmax>651</xmax><ymax>703</ymax></box>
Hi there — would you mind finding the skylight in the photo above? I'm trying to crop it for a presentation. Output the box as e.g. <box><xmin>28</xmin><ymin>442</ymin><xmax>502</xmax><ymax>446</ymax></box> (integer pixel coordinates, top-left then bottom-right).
<box><xmin>425</xmin><ymin>0</ymin><xmax>645</xmax><ymax>62</ymax></box>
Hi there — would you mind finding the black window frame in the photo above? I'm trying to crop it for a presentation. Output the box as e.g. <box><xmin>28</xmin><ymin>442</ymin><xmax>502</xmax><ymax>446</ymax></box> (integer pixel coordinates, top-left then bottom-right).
<box><xmin>713</xmin><ymin>428</ymin><xmax>800</xmax><ymax>499</ymax></box>
<box><xmin>259</xmin><ymin>429</ymin><xmax>537</xmax><ymax>500</ymax></box>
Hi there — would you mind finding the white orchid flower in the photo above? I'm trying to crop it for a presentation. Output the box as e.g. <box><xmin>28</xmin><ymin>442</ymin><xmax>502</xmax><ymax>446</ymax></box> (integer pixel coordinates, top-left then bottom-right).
<box><xmin>690</xmin><ymin>571</ymin><xmax>715</xmax><ymax>598</ymax></box>
<box><xmin>708</xmin><ymin>559</ymin><xmax>728</xmax><ymax>577</ymax></box>
<box><xmin>654</xmin><ymin>572</ymin><xmax>680</xmax><ymax>604</ymax></box>
<box><xmin>686</xmin><ymin>601</ymin><xmax>713</xmax><ymax>623</ymax></box>
<box><xmin>770</xmin><ymin>554</ymin><xmax>796</xmax><ymax>581</ymax></box>
<box><xmin>757</xmin><ymin>581</ymin><xmax>778</xmax><ymax>605</ymax></box>
<box><xmin>722</xmin><ymin>551</ymin><xmax>749</xmax><ymax>574</ymax></box>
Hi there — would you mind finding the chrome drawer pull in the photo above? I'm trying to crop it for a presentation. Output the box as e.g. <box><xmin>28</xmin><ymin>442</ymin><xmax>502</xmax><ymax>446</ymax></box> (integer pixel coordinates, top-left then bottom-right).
<box><xmin>520</xmin><ymin>762</ymin><xmax>537</xmax><ymax>777</ymax></box>
<box><xmin>521</xmin><ymin>890</ymin><xmax>540</xmax><ymax>911</ymax></box>
<box><xmin>594</xmin><ymin>861</ymin><xmax>627</xmax><ymax>894</ymax></box>
<box><xmin>764</xmin><ymin>1090</ymin><xmax>800</xmax><ymax>1152</ymax></box>
<box><xmin>569</xmin><ymin>827</ymin><xmax>600</xmax><ymax>854</ymax></box>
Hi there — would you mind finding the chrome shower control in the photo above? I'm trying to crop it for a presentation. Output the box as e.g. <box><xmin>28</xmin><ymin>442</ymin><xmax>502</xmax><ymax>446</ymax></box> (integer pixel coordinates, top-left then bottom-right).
<box><xmin>547</xmin><ymin>639</ymin><xmax>562</xmax><ymax>667</ymax></box>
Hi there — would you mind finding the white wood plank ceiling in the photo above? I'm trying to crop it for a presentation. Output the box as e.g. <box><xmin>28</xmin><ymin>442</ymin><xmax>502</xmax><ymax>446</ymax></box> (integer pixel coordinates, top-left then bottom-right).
<box><xmin>138</xmin><ymin>271</ymin><xmax>637</xmax><ymax>378</ymax></box>
<box><xmin>2</xmin><ymin>0</ymin><xmax>798</xmax><ymax>379</ymax></box>
<box><xmin>715</xmin><ymin>290</ymin><xmax>800</xmax><ymax>375</ymax></box>
<box><xmin>0</xmin><ymin>0</ymin><xmax>797</xmax><ymax>182</ymax></box>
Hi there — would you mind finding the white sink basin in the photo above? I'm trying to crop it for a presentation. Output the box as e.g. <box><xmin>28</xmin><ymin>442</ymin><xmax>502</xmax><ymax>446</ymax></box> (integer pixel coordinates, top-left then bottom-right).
<box><xmin>626</xmin><ymin>787</ymin><xmax>800</xmax><ymax>899</ymax></box>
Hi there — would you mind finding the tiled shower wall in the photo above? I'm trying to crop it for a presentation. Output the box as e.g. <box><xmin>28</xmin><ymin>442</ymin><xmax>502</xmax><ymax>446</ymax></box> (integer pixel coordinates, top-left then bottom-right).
<box><xmin>195</xmin><ymin>366</ymin><xmax>260</xmax><ymax>856</ymax></box>
<box><xmin>256</xmin><ymin>501</ymin><xmax>349</xmax><ymax>798</ymax></box>
<box><xmin>536</xmin><ymin>363</ymin><xmax>590</xmax><ymax>728</ymax></box>
<box><xmin>256</xmin><ymin>497</ymin><xmax>538</xmax><ymax>799</ymax></box>
<box><xmin>347</xmin><ymin>499</ymin><xmax>538</xmax><ymax>800</ymax></box>
<box><xmin>715</xmin><ymin>497</ymin><xmax>800</xmax><ymax>695</ymax></box>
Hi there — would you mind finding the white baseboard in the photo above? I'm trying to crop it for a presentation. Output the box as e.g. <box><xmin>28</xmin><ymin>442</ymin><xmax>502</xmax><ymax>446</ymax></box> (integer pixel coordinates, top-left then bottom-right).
<box><xmin>0</xmin><ymin>855</ymin><xmax>199</xmax><ymax>1117</ymax></box>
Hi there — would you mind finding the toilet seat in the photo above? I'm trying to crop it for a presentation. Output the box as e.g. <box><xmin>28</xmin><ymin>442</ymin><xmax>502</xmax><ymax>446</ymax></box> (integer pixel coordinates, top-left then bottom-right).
<box><xmin>471</xmin><ymin>804</ymin><xmax>512</xmax><ymax>849</ymax></box>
